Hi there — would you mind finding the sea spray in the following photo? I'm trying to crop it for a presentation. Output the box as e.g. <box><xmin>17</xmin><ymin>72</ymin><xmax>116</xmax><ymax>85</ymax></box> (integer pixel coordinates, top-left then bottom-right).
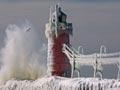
<box><xmin>0</xmin><ymin>23</ymin><xmax>47</xmax><ymax>83</ymax></box>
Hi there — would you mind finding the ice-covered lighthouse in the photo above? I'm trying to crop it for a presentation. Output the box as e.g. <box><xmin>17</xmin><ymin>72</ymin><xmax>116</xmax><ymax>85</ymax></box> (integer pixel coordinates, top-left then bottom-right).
<box><xmin>45</xmin><ymin>5</ymin><xmax>73</xmax><ymax>77</ymax></box>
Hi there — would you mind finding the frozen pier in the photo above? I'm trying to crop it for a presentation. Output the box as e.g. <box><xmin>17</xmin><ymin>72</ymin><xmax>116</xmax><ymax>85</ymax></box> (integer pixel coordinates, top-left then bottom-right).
<box><xmin>0</xmin><ymin>76</ymin><xmax>120</xmax><ymax>90</ymax></box>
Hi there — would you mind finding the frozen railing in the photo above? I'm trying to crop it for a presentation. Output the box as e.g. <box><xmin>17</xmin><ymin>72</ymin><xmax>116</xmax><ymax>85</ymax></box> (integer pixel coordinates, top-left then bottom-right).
<box><xmin>62</xmin><ymin>44</ymin><xmax>120</xmax><ymax>79</ymax></box>
<box><xmin>80</xmin><ymin>52</ymin><xmax>120</xmax><ymax>59</ymax></box>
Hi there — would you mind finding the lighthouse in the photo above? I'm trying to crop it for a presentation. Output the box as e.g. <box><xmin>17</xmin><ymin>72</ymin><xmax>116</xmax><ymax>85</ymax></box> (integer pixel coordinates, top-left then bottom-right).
<box><xmin>45</xmin><ymin>5</ymin><xmax>73</xmax><ymax>77</ymax></box>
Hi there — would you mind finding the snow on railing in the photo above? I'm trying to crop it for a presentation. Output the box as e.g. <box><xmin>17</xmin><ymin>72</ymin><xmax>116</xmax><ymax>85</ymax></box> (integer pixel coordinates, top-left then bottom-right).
<box><xmin>62</xmin><ymin>44</ymin><xmax>120</xmax><ymax>79</ymax></box>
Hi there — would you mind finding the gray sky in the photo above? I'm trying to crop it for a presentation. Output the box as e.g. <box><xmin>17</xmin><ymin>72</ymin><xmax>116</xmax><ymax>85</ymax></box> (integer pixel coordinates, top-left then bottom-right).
<box><xmin>0</xmin><ymin>1</ymin><xmax>120</xmax><ymax>53</ymax></box>
<box><xmin>0</xmin><ymin>0</ymin><xmax>120</xmax><ymax>78</ymax></box>
<box><xmin>0</xmin><ymin>0</ymin><xmax>120</xmax><ymax>2</ymax></box>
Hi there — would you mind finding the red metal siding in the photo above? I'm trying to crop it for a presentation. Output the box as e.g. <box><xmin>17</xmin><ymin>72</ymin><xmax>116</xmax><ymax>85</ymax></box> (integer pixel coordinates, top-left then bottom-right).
<box><xmin>49</xmin><ymin>30</ymin><xmax>71</xmax><ymax>76</ymax></box>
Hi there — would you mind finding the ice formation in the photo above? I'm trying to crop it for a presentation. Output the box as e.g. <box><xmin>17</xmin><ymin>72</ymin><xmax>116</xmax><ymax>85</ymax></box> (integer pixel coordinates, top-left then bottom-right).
<box><xmin>0</xmin><ymin>76</ymin><xmax>120</xmax><ymax>90</ymax></box>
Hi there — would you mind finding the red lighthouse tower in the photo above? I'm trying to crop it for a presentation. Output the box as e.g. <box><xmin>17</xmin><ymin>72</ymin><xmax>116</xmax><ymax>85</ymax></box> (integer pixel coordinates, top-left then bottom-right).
<box><xmin>45</xmin><ymin>5</ymin><xmax>73</xmax><ymax>77</ymax></box>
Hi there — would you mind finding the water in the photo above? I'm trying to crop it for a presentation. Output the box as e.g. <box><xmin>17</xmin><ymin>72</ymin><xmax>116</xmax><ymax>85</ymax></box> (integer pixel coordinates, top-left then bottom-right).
<box><xmin>0</xmin><ymin>22</ymin><xmax>47</xmax><ymax>83</ymax></box>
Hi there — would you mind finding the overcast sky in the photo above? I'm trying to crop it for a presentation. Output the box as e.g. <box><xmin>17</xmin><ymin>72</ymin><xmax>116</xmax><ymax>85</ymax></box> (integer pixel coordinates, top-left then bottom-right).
<box><xmin>0</xmin><ymin>0</ymin><xmax>120</xmax><ymax>2</ymax></box>
<box><xmin>0</xmin><ymin>0</ymin><xmax>120</xmax><ymax>53</ymax></box>
<box><xmin>0</xmin><ymin>0</ymin><xmax>120</xmax><ymax>78</ymax></box>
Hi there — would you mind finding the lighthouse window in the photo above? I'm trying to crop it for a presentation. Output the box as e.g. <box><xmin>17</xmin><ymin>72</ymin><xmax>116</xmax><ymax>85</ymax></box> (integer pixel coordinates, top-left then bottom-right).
<box><xmin>59</xmin><ymin>16</ymin><xmax>62</xmax><ymax>22</ymax></box>
<box><xmin>53</xmin><ymin>19</ymin><xmax>55</xmax><ymax>22</ymax></box>
<box><xmin>62</xmin><ymin>16</ymin><xmax>66</xmax><ymax>23</ymax></box>
<box><xmin>53</xmin><ymin>15</ymin><xmax>55</xmax><ymax>22</ymax></box>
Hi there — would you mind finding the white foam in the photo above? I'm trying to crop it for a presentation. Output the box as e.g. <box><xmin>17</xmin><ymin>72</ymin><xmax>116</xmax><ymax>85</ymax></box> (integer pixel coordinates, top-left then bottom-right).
<box><xmin>0</xmin><ymin>22</ymin><xmax>47</xmax><ymax>83</ymax></box>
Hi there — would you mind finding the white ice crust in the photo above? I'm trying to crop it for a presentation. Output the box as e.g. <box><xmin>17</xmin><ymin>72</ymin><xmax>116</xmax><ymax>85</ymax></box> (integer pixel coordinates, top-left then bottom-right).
<box><xmin>0</xmin><ymin>76</ymin><xmax>120</xmax><ymax>90</ymax></box>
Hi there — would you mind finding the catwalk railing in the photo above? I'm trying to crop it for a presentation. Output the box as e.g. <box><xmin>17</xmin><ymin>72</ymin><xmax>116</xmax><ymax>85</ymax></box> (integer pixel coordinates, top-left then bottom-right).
<box><xmin>62</xmin><ymin>44</ymin><xmax>120</xmax><ymax>79</ymax></box>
